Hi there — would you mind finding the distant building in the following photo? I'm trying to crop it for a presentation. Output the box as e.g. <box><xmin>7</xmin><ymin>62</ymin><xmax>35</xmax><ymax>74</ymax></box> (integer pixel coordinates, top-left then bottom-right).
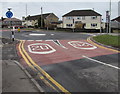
<box><xmin>2</xmin><ymin>17</ymin><xmax>22</xmax><ymax>28</ymax></box>
<box><xmin>23</xmin><ymin>13</ymin><xmax>59</xmax><ymax>28</ymax></box>
<box><xmin>56</xmin><ymin>21</ymin><xmax>63</xmax><ymax>28</ymax></box>
<box><xmin>111</xmin><ymin>16</ymin><xmax>120</xmax><ymax>29</ymax></box>
<box><xmin>62</xmin><ymin>9</ymin><xmax>102</xmax><ymax>29</ymax></box>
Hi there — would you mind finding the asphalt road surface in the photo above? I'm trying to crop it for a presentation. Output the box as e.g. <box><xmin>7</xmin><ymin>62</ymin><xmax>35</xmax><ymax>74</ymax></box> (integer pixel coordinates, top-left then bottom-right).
<box><xmin>2</xmin><ymin>29</ymin><xmax>119</xmax><ymax>93</ymax></box>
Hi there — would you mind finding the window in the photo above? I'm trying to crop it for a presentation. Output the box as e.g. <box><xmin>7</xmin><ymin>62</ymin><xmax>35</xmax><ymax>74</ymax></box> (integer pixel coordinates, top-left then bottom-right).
<box><xmin>91</xmin><ymin>23</ymin><xmax>97</xmax><ymax>27</ymax></box>
<box><xmin>66</xmin><ymin>17</ymin><xmax>73</xmax><ymax>20</ymax></box>
<box><xmin>66</xmin><ymin>24</ymin><xmax>73</xmax><ymax>27</ymax></box>
<box><xmin>77</xmin><ymin>17</ymin><xmax>81</xmax><ymax>20</ymax></box>
<box><xmin>91</xmin><ymin>16</ymin><xmax>97</xmax><ymax>19</ymax></box>
<box><xmin>82</xmin><ymin>16</ymin><xmax>85</xmax><ymax>20</ymax></box>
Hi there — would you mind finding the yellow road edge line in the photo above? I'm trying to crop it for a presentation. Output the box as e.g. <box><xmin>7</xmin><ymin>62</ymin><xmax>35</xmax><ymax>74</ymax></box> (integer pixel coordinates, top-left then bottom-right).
<box><xmin>39</xmin><ymin>75</ymin><xmax>60</xmax><ymax>93</ymax></box>
<box><xmin>21</xmin><ymin>41</ymin><xmax>71</xmax><ymax>94</ymax></box>
<box><xmin>87</xmin><ymin>37</ymin><xmax>120</xmax><ymax>53</ymax></box>
<box><xmin>20</xmin><ymin>40</ymin><xmax>60</xmax><ymax>92</ymax></box>
<box><xmin>18</xmin><ymin>41</ymin><xmax>34</xmax><ymax>69</ymax></box>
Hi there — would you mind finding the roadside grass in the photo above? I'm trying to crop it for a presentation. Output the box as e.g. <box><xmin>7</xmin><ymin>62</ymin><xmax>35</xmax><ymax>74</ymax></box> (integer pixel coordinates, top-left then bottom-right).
<box><xmin>93</xmin><ymin>34</ymin><xmax>120</xmax><ymax>48</ymax></box>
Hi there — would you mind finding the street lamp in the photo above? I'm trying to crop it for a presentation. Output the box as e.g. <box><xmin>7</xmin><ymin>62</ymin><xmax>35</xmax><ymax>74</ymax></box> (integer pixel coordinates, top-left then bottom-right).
<box><xmin>109</xmin><ymin>0</ymin><xmax>111</xmax><ymax>33</ymax></box>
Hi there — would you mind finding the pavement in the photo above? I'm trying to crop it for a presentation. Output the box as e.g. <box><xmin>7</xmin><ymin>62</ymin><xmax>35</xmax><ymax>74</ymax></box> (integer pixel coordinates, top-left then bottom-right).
<box><xmin>1</xmin><ymin>38</ymin><xmax>41</xmax><ymax>93</ymax></box>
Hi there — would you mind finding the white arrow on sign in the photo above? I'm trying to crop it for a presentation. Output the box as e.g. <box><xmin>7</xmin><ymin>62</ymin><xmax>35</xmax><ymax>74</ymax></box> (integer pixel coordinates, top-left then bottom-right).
<box><xmin>28</xmin><ymin>43</ymin><xmax>56</xmax><ymax>54</ymax></box>
<box><xmin>68</xmin><ymin>41</ymin><xmax>97</xmax><ymax>50</ymax></box>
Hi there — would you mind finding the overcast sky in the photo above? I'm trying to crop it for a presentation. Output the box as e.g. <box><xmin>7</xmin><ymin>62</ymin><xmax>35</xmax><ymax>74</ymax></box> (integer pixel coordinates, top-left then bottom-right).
<box><xmin>0</xmin><ymin>1</ymin><xmax>119</xmax><ymax>22</ymax></box>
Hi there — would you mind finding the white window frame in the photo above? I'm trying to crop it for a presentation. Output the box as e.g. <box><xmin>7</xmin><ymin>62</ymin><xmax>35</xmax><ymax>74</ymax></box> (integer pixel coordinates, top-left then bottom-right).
<box><xmin>91</xmin><ymin>23</ymin><xmax>97</xmax><ymax>27</ymax></box>
<box><xmin>91</xmin><ymin>16</ymin><xmax>97</xmax><ymax>20</ymax></box>
<box><xmin>66</xmin><ymin>24</ymin><xmax>73</xmax><ymax>27</ymax></box>
<box><xmin>66</xmin><ymin>17</ymin><xmax>73</xmax><ymax>20</ymax></box>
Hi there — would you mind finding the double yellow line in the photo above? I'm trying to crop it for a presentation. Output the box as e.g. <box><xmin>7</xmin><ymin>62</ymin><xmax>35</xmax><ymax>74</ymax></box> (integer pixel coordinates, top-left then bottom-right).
<box><xmin>18</xmin><ymin>40</ymin><xmax>71</xmax><ymax>94</ymax></box>
<box><xmin>87</xmin><ymin>37</ymin><xmax>120</xmax><ymax>53</ymax></box>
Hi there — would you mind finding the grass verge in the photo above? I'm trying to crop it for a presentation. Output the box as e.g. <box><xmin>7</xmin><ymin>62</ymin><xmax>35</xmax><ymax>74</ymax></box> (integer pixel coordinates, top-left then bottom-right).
<box><xmin>93</xmin><ymin>34</ymin><xmax>120</xmax><ymax>49</ymax></box>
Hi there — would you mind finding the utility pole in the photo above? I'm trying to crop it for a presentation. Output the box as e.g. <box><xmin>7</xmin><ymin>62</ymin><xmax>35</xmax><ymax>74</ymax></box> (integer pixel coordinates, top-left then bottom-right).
<box><xmin>41</xmin><ymin>7</ymin><xmax>43</xmax><ymax>28</ymax></box>
<box><xmin>100</xmin><ymin>16</ymin><xmax>102</xmax><ymax>33</ymax></box>
<box><xmin>73</xmin><ymin>18</ymin><xmax>75</xmax><ymax>32</ymax></box>
<box><xmin>106</xmin><ymin>11</ymin><xmax>109</xmax><ymax>33</ymax></box>
<box><xmin>109</xmin><ymin>0</ymin><xmax>111</xmax><ymax>33</ymax></box>
<box><xmin>26</xmin><ymin>3</ymin><xmax>28</xmax><ymax>28</ymax></box>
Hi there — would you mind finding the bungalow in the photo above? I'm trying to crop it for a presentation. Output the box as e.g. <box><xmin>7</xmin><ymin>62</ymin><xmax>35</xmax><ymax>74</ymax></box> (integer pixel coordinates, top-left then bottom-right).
<box><xmin>62</xmin><ymin>9</ymin><xmax>102</xmax><ymax>30</ymax></box>
<box><xmin>23</xmin><ymin>13</ymin><xmax>59</xmax><ymax>28</ymax></box>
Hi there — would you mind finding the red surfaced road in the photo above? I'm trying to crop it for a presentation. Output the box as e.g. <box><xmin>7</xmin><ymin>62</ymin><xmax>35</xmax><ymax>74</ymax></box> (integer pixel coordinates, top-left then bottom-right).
<box><xmin>21</xmin><ymin>40</ymin><xmax>117</xmax><ymax>66</ymax></box>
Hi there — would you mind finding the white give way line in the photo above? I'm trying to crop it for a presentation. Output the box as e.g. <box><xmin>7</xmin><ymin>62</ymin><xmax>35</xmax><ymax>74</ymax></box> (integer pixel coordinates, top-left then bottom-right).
<box><xmin>29</xmin><ymin>33</ymin><xmax>54</xmax><ymax>36</ymax></box>
<box><xmin>82</xmin><ymin>55</ymin><xmax>120</xmax><ymax>70</ymax></box>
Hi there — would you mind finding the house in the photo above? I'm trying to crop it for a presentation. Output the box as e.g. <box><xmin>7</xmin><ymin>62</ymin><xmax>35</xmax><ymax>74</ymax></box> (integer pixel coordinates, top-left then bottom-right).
<box><xmin>111</xmin><ymin>16</ymin><xmax>120</xmax><ymax>29</ymax></box>
<box><xmin>2</xmin><ymin>17</ymin><xmax>22</xmax><ymax>28</ymax></box>
<box><xmin>62</xmin><ymin>9</ymin><xmax>102</xmax><ymax>29</ymax></box>
<box><xmin>23</xmin><ymin>13</ymin><xmax>59</xmax><ymax>28</ymax></box>
<box><xmin>56</xmin><ymin>21</ymin><xmax>63</xmax><ymax>28</ymax></box>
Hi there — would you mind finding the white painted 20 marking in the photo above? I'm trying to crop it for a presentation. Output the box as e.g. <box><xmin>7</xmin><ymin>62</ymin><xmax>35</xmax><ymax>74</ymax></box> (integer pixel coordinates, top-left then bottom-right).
<box><xmin>28</xmin><ymin>43</ymin><xmax>56</xmax><ymax>54</ymax></box>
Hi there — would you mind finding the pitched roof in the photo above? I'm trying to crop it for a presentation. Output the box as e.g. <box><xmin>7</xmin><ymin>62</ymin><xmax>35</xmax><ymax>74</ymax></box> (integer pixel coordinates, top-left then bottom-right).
<box><xmin>62</xmin><ymin>10</ymin><xmax>102</xmax><ymax>17</ymax></box>
<box><xmin>4</xmin><ymin>18</ymin><xmax>21</xmax><ymax>21</ymax></box>
<box><xmin>26</xmin><ymin>13</ymin><xmax>52</xmax><ymax>20</ymax></box>
<box><xmin>111</xmin><ymin>16</ymin><xmax>120</xmax><ymax>22</ymax></box>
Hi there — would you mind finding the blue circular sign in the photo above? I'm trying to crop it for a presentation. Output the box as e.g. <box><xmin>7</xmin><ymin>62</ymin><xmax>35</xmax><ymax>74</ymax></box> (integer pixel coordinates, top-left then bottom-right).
<box><xmin>6</xmin><ymin>11</ymin><xmax>13</xmax><ymax>18</ymax></box>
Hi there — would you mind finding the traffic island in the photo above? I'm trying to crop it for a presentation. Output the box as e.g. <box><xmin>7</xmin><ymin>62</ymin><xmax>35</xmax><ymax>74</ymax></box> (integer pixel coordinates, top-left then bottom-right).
<box><xmin>91</xmin><ymin>34</ymin><xmax>120</xmax><ymax>51</ymax></box>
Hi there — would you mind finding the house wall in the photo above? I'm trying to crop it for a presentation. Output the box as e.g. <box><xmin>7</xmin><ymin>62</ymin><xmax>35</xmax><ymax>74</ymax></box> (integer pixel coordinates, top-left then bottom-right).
<box><xmin>3</xmin><ymin>21</ymin><xmax>22</xmax><ymax>27</ymax></box>
<box><xmin>26</xmin><ymin>20</ymin><xmax>38</xmax><ymax>27</ymax></box>
<box><xmin>62</xmin><ymin>16</ymin><xmax>101</xmax><ymax>29</ymax></box>
<box><xmin>44</xmin><ymin>14</ymin><xmax>59</xmax><ymax>27</ymax></box>
<box><xmin>24</xmin><ymin>13</ymin><xmax>59</xmax><ymax>28</ymax></box>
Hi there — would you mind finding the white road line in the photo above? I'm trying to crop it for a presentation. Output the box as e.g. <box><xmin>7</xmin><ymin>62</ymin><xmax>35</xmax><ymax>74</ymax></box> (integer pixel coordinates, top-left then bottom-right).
<box><xmin>51</xmin><ymin>34</ymin><xmax>54</xmax><ymax>36</ymax></box>
<box><xmin>82</xmin><ymin>55</ymin><xmax>120</xmax><ymax>70</ymax></box>
<box><xmin>52</xmin><ymin>40</ymin><xmax>68</xmax><ymax>49</ymax></box>
<box><xmin>29</xmin><ymin>33</ymin><xmax>46</xmax><ymax>36</ymax></box>
<box><xmin>36</xmin><ymin>40</ymin><xmax>43</xmax><ymax>41</ymax></box>
<box><xmin>27</xmin><ymin>40</ymin><xmax>34</xmax><ymax>41</ymax></box>
<box><xmin>45</xmin><ymin>40</ymin><xmax>53</xmax><ymax>41</ymax></box>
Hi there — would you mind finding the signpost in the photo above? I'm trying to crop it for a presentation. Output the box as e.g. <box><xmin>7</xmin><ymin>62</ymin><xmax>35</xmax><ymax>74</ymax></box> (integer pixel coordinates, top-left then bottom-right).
<box><xmin>6</xmin><ymin>8</ymin><xmax>14</xmax><ymax>41</ymax></box>
<box><xmin>6</xmin><ymin>10</ymin><xmax>13</xmax><ymax>18</ymax></box>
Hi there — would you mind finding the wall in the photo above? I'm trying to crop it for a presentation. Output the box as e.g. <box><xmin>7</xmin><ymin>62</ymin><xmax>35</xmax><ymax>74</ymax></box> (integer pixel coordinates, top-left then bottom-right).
<box><xmin>62</xmin><ymin>16</ymin><xmax>101</xmax><ymax>29</ymax></box>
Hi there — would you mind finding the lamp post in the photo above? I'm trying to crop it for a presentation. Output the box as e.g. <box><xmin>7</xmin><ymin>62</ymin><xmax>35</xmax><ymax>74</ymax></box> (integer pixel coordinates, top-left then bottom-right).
<box><xmin>109</xmin><ymin>0</ymin><xmax>111</xmax><ymax>33</ymax></box>
<box><xmin>41</xmin><ymin>7</ymin><xmax>43</xmax><ymax>28</ymax></box>
<box><xmin>26</xmin><ymin>3</ymin><xmax>28</xmax><ymax>28</ymax></box>
<box><xmin>73</xmin><ymin>18</ymin><xmax>75</xmax><ymax>32</ymax></box>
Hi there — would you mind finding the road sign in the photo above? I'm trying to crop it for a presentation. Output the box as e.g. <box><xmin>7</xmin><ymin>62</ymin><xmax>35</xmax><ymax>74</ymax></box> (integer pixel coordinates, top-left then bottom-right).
<box><xmin>68</xmin><ymin>41</ymin><xmax>97</xmax><ymax>50</ymax></box>
<box><xmin>6</xmin><ymin>11</ymin><xmax>13</xmax><ymax>18</ymax></box>
<box><xmin>28</xmin><ymin>43</ymin><xmax>56</xmax><ymax>54</ymax></box>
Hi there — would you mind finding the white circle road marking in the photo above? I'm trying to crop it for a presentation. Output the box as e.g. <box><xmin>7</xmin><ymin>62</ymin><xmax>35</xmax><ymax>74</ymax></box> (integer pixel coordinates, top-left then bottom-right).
<box><xmin>68</xmin><ymin>41</ymin><xmax>97</xmax><ymax>50</ymax></box>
